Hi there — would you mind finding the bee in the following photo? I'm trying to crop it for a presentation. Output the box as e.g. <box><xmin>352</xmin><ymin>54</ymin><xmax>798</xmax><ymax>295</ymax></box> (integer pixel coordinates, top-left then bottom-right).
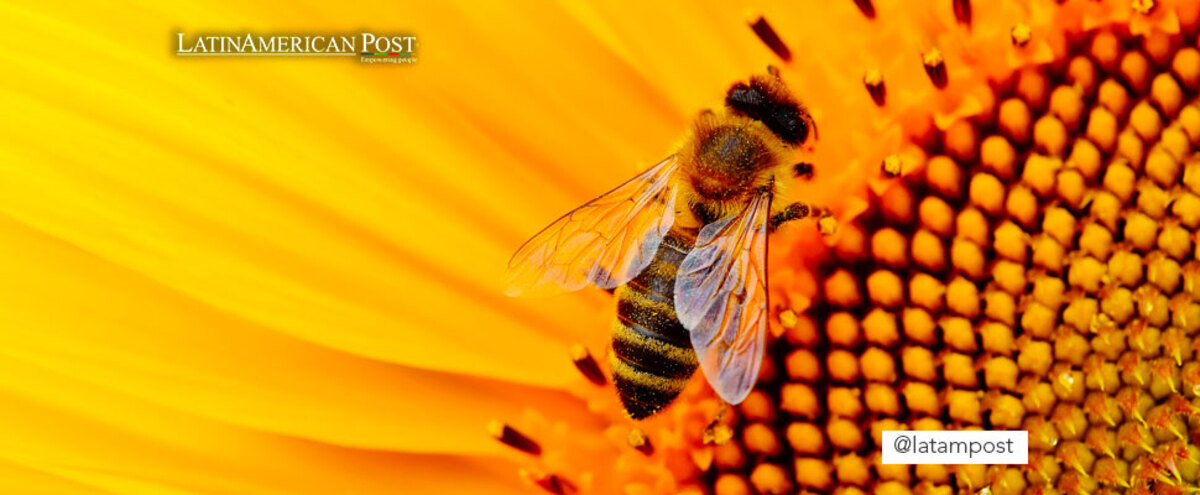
<box><xmin>505</xmin><ymin>68</ymin><xmax>819</xmax><ymax>419</ymax></box>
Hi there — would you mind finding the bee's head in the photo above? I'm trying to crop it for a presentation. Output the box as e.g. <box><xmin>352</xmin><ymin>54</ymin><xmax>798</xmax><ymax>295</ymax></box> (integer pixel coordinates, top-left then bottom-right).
<box><xmin>724</xmin><ymin>69</ymin><xmax>816</xmax><ymax>146</ymax></box>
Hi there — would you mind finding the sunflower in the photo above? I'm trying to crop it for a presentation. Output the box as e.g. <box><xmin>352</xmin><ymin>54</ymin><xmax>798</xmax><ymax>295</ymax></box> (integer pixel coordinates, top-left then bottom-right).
<box><xmin>2</xmin><ymin>0</ymin><xmax>1200</xmax><ymax>494</ymax></box>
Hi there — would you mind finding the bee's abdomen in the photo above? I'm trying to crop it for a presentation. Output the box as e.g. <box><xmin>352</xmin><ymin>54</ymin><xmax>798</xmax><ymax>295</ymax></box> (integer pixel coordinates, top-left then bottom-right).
<box><xmin>610</xmin><ymin>233</ymin><xmax>699</xmax><ymax>419</ymax></box>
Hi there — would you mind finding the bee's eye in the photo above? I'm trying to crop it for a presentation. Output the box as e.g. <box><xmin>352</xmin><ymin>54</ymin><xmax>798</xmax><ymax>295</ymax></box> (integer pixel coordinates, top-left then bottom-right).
<box><xmin>793</xmin><ymin>162</ymin><xmax>814</xmax><ymax>179</ymax></box>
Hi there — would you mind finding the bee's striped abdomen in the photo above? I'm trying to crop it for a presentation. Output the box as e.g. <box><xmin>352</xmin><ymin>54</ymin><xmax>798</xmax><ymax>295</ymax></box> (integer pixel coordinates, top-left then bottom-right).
<box><xmin>610</xmin><ymin>231</ymin><xmax>700</xmax><ymax>419</ymax></box>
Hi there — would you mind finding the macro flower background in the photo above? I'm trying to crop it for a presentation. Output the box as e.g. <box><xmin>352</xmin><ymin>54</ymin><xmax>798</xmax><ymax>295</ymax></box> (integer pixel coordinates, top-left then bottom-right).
<box><xmin>2</xmin><ymin>0</ymin><xmax>1200</xmax><ymax>494</ymax></box>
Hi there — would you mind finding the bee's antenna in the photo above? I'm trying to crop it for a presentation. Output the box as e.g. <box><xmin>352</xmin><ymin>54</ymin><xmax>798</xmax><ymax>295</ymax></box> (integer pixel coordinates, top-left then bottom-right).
<box><xmin>803</xmin><ymin>113</ymin><xmax>819</xmax><ymax>142</ymax></box>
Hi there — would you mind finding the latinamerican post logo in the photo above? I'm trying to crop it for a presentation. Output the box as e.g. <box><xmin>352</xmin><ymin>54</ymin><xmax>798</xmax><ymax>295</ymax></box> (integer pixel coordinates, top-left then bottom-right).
<box><xmin>175</xmin><ymin>32</ymin><xmax>419</xmax><ymax>64</ymax></box>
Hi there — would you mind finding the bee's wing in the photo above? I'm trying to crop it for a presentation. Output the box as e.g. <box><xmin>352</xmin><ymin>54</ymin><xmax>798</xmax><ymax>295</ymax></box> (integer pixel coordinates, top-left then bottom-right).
<box><xmin>674</xmin><ymin>190</ymin><xmax>770</xmax><ymax>405</ymax></box>
<box><xmin>504</xmin><ymin>157</ymin><xmax>679</xmax><ymax>297</ymax></box>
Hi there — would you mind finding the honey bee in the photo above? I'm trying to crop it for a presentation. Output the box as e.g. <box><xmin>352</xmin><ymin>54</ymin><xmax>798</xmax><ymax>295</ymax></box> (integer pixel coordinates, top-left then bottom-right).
<box><xmin>505</xmin><ymin>68</ymin><xmax>819</xmax><ymax>419</ymax></box>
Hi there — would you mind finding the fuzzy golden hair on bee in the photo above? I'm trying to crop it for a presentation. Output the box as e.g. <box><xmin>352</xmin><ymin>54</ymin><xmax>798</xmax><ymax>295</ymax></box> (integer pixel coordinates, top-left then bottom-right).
<box><xmin>676</xmin><ymin>112</ymin><xmax>791</xmax><ymax>202</ymax></box>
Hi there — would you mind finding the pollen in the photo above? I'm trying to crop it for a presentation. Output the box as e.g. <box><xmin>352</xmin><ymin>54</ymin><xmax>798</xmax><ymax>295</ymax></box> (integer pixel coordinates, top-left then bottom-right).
<box><xmin>627</xmin><ymin>427</ymin><xmax>654</xmax><ymax>455</ymax></box>
<box><xmin>922</xmin><ymin>49</ymin><xmax>948</xmax><ymax>89</ymax></box>
<box><xmin>1011</xmin><ymin>22</ymin><xmax>1032</xmax><ymax>47</ymax></box>
<box><xmin>865</xmin><ymin>69</ymin><xmax>887</xmax><ymax>107</ymax></box>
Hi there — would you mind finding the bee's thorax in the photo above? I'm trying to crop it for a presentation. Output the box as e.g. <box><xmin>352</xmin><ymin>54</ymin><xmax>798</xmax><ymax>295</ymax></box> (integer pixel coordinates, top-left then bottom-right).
<box><xmin>687</xmin><ymin>123</ymin><xmax>777</xmax><ymax>201</ymax></box>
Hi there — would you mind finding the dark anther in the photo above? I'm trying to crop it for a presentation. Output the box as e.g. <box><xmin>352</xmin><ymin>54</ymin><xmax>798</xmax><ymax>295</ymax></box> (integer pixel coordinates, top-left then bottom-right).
<box><xmin>863</xmin><ymin>69</ymin><xmax>886</xmax><ymax>106</ymax></box>
<box><xmin>853</xmin><ymin>0</ymin><xmax>876</xmax><ymax>19</ymax></box>
<box><xmin>748</xmin><ymin>16</ymin><xmax>792</xmax><ymax>62</ymax></box>
<box><xmin>488</xmin><ymin>421</ymin><xmax>542</xmax><ymax>456</ymax></box>
<box><xmin>570</xmin><ymin>344</ymin><xmax>607</xmax><ymax>386</ymax></box>
<box><xmin>628</xmin><ymin>428</ymin><xmax>655</xmax><ymax>455</ymax></box>
<box><xmin>523</xmin><ymin>471</ymin><xmax>577</xmax><ymax>495</ymax></box>
<box><xmin>923</xmin><ymin>49</ymin><xmax>948</xmax><ymax>89</ymax></box>
<box><xmin>953</xmin><ymin>0</ymin><xmax>972</xmax><ymax>27</ymax></box>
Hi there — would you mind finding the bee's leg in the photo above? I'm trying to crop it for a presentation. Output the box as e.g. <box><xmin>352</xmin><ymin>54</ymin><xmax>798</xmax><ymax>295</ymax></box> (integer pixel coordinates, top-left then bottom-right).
<box><xmin>792</xmin><ymin>162</ymin><xmax>815</xmax><ymax>180</ymax></box>
<box><xmin>769</xmin><ymin>201</ymin><xmax>813</xmax><ymax>232</ymax></box>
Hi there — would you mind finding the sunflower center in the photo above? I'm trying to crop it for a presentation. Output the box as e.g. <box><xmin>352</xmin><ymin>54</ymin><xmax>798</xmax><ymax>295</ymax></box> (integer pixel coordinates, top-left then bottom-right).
<box><xmin>704</xmin><ymin>21</ymin><xmax>1200</xmax><ymax>495</ymax></box>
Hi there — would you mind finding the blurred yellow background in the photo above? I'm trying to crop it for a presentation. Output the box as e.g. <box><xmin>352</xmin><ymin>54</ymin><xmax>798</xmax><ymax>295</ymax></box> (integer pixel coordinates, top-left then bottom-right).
<box><xmin>0</xmin><ymin>1</ymin><xmax>803</xmax><ymax>493</ymax></box>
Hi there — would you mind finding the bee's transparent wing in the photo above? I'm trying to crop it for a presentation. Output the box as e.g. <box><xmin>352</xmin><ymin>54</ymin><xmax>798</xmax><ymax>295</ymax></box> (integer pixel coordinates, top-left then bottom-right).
<box><xmin>504</xmin><ymin>157</ymin><xmax>678</xmax><ymax>297</ymax></box>
<box><xmin>674</xmin><ymin>191</ymin><xmax>770</xmax><ymax>405</ymax></box>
